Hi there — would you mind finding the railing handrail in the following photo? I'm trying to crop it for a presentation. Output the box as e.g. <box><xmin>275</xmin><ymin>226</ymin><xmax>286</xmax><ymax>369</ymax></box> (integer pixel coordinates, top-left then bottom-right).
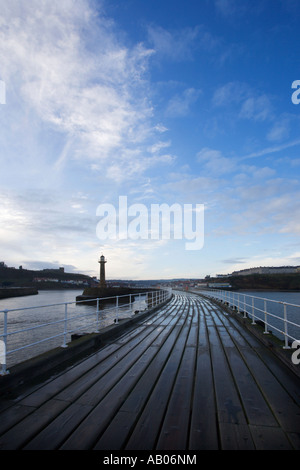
<box><xmin>203</xmin><ymin>289</ymin><xmax>300</xmax><ymax>307</ymax></box>
<box><xmin>0</xmin><ymin>288</ymin><xmax>172</xmax><ymax>375</ymax></box>
<box><xmin>0</xmin><ymin>290</ymin><xmax>169</xmax><ymax>314</ymax></box>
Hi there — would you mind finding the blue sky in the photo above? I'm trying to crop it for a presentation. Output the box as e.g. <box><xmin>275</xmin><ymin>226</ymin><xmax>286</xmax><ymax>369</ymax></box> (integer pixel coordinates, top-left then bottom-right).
<box><xmin>0</xmin><ymin>0</ymin><xmax>300</xmax><ymax>280</ymax></box>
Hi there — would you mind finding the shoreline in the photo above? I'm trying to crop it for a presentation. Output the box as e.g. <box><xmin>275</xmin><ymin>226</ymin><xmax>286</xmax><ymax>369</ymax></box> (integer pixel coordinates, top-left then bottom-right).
<box><xmin>0</xmin><ymin>287</ymin><xmax>38</xmax><ymax>300</ymax></box>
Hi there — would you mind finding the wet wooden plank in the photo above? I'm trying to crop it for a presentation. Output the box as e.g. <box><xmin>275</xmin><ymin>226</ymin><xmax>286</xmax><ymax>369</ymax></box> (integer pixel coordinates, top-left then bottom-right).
<box><xmin>189</xmin><ymin>312</ymin><xmax>219</xmax><ymax>450</ymax></box>
<box><xmin>0</xmin><ymin>399</ymin><xmax>67</xmax><ymax>450</ymax></box>
<box><xmin>93</xmin><ymin>326</ymin><xmax>182</xmax><ymax>450</ymax></box>
<box><xmin>226</xmin><ymin>315</ymin><xmax>300</xmax><ymax>403</ymax></box>
<box><xmin>232</xmin><ymin>345</ymin><xmax>300</xmax><ymax>433</ymax></box>
<box><xmin>60</xmin><ymin>322</ymin><xmax>188</xmax><ymax>450</ymax></box>
<box><xmin>219</xmin><ymin>423</ymin><xmax>255</xmax><ymax>450</ymax></box>
<box><xmin>208</xmin><ymin>325</ymin><xmax>247</xmax><ymax>426</ymax></box>
<box><xmin>0</xmin><ymin>403</ymin><xmax>36</xmax><ymax>436</ymax></box>
<box><xmin>156</xmin><ymin>344</ymin><xmax>196</xmax><ymax>450</ymax></box>
<box><xmin>60</xmin><ymin>344</ymin><xmax>163</xmax><ymax>449</ymax></box>
<box><xmin>249</xmin><ymin>425</ymin><xmax>293</xmax><ymax>450</ymax></box>
<box><xmin>23</xmin><ymin>402</ymin><xmax>93</xmax><ymax>450</ymax></box>
<box><xmin>216</xmin><ymin>326</ymin><xmax>279</xmax><ymax>427</ymax></box>
<box><xmin>74</xmin><ymin>325</ymin><xmax>173</xmax><ymax>407</ymax></box>
<box><xmin>124</xmin><ymin>325</ymin><xmax>191</xmax><ymax>450</ymax></box>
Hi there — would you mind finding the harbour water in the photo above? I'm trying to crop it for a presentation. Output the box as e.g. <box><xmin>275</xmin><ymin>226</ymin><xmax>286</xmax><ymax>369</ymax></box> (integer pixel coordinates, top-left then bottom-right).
<box><xmin>0</xmin><ymin>289</ymin><xmax>147</xmax><ymax>368</ymax></box>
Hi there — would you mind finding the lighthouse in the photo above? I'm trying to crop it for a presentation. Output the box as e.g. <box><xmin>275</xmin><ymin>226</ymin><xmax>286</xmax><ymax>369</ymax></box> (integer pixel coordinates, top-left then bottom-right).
<box><xmin>98</xmin><ymin>254</ymin><xmax>107</xmax><ymax>288</ymax></box>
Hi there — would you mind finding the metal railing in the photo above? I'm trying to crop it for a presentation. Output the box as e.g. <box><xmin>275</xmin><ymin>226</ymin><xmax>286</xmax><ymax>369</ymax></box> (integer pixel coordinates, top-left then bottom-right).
<box><xmin>0</xmin><ymin>289</ymin><xmax>172</xmax><ymax>375</ymax></box>
<box><xmin>196</xmin><ymin>289</ymin><xmax>300</xmax><ymax>349</ymax></box>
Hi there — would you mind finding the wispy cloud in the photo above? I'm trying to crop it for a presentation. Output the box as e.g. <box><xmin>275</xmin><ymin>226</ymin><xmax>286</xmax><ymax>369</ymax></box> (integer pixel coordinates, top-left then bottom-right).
<box><xmin>147</xmin><ymin>25</ymin><xmax>200</xmax><ymax>61</ymax></box>
<box><xmin>0</xmin><ymin>0</ymin><xmax>157</xmax><ymax>182</ymax></box>
<box><xmin>212</xmin><ymin>81</ymin><xmax>273</xmax><ymax>122</ymax></box>
<box><xmin>241</xmin><ymin>138</ymin><xmax>300</xmax><ymax>160</ymax></box>
<box><xmin>165</xmin><ymin>88</ymin><xmax>201</xmax><ymax>117</ymax></box>
<box><xmin>197</xmin><ymin>147</ymin><xmax>236</xmax><ymax>175</ymax></box>
<box><xmin>214</xmin><ymin>0</ymin><xmax>255</xmax><ymax>18</ymax></box>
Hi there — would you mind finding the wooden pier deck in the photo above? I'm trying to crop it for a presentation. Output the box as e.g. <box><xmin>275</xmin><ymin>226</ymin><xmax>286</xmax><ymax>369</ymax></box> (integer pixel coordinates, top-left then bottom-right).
<box><xmin>0</xmin><ymin>292</ymin><xmax>299</xmax><ymax>451</ymax></box>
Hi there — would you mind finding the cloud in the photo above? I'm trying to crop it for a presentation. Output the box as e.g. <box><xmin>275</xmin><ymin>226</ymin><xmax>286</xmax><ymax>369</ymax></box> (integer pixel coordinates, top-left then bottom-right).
<box><xmin>197</xmin><ymin>147</ymin><xmax>236</xmax><ymax>175</ymax></box>
<box><xmin>165</xmin><ymin>88</ymin><xmax>201</xmax><ymax>117</ymax></box>
<box><xmin>240</xmin><ymin>138</ymin><xmax>300</xmax><ymax>160</ymax></box>
<box><xmin>212</xmin><ymin>81</ymin><xmax>249</xmax><ymax>107</ymax></box>
<box><xmin>213</xmin><ymin>81</ymin><xmax>273</xmax><ymax>122</ymax></box>
<box><xmin>214</xmin><ymin>0</ymin><xmax>254</xmax><ymax>17</ymax></box>
<box><xmin>239</xmin><ymin>95</ymin><xmax>272</xmax><ymax>122</ymax></box>
<box><xmin>147</xmin><ymin>25</ymin><xmax>200</xmax><ymax>61</ymax></box>
<box><xmin>148</xmin><ymin>140</ymin><xmax>171</xmax><ymax>154</ymax></box>
<box><xmin>266</xmin><ymin>114</ymin><xmax>297</xmax><ymax>142</ymax></box>
<box><xmin>222</xmin><ymin>257</ymin><xmax>248</xmax><ymax>264</ymax></box>
<box><xmin>0</xmin><ymin>0</ymin><xmax>156</xmax><ymax>179</ymax></box>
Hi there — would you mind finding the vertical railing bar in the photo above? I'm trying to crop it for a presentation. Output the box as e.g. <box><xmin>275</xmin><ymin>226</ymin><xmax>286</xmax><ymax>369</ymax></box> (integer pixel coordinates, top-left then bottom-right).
<box><xmin>251</xmin><ymin>297</ymin><xmax>256</xmax><ymax>324</ymax></box>
<box><xmin>283</xmin><ymin>303</ymin><xmax>290</xmax><ymax>349</ymax></box>
<box><xmin>115</xmin><ymin>296</ymin><xmax>119</xmax><ymax>324</ymax></box>
<box><xmin>62</xmin><ymin>303</ymin><xmax>68</xmax><ymax>348</ymax></box>
<box><xmin>0</xmin><ymin>310</ymin><xmax>9</xmax><ymax>375</ymax></box>
<box><xmin>263</xmin><ymin>300</ymin><xmax>269</xmax><ymax>334</ymax></box>
<box><xmin>96</xmin><ymin>298</ymin><xmax>100</xmax><ymax>332</ymax></box>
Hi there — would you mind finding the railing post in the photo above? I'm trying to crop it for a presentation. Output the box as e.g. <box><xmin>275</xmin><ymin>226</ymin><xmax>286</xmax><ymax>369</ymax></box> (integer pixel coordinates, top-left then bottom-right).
<box><xmin>251</xmin><ymin>297</ymin><xmax>256</xmax><ymax>325</ymax></box>
<box><xmin>0</xmin><ymin>310</ymin><xmax>9</xmax><ymax>375</ymax></box>
<box><xmin>263</xmin><ymin>300</ymin><xmax>269</xmax><ymax>334</ymax></box>
<box><xmin>115</xmin><ymin>296</ymin><xmax>119</xmax><ymax>324</ymax></box>
<box><xmin>62</xmin><ymin>303</ymin><xmax>68</xmax><ymax>348</ymax></box>
<box><xmin>283</xmin><ymin>303</ymin><xmax>290</xmax><ymax>349</ymax></box>
<box><xmin>243</xmin><ymin>294</ymin><xmax>247</xmax><ymax>318</ymax></box>
<box><xmin>96</xmin><ymin>298</ymin><xmax>100</xmax><ymax>332</ymax></box>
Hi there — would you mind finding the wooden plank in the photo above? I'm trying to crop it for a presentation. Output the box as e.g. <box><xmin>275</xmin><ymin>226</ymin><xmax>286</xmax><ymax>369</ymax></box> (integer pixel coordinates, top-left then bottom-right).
<box><xmin>207</xmin><ymin>325</ymin><xmax>247</xmax><ymax>426</ymax></box>
<box><xmin>249</xmin><ymin>425</ymin><xmax>293</xmax><ymax>450</ymax></box>
<box><xmin>93</xmin><ymin>326</ymin><xmax>183</xmax><ymax>450</ymax></box>
<box><xmin>23</xmin><ymin>402</ymin><xmax>93</xmax><ymax>450</ymax></box>
<box><xmin>219</xmin><ymin>422</ymin><xmax>255</xmax><ymax>450</ymax></box>
<box><xmin>156</xmin><ymin>344</ymin><xmax>196</xmax><ymax>450</ymax></box>
<box><xmin>54</xmin><ymin>324</ymin><xmax>159</xmax><ymax>405</ymax></box>
<box><xmin>18</xmin><ymin>335</ymin><xmax>146</xmax><ymax>407</ymax></box>
<box><xmin>0</xmin><ymin>403</ymin><xmax>36</xmax><ymax>436</ymax></box>
<box><xmin>216</xmin><ymin>326</ymin><xmax>279</xmax><ymax>427</ymax></box>
<box><xmin>60</xmin><ymin>346</ymin><xmax>161</xmax><ymax>449</ymax></box>
<box><xmin>17</xmin><ymin>301</ymin><xmax>173</xmax><ymax>407</ymax></box>
<box><xmin>189</xmin><ymin>311</ymin><xmax>219</xmax><ymax>450</ymax></box>
<box><xmin>232</xmin><ymin>345</ymin><xmax>300</xmax><ymax>433</ymax></box>
<box><xmin>60</xmin><ymin>318</ymin><xmax>188</xmax><ymax>450</ymax></box>
<box><xmin>228</xmin><ymin>316</ymin><xmax>300</xmax><ymax>402</ymax></box>
<box><xmin>0</xmin><ymin>399</ymin><xmax>67</xmax><ymax>450</ymax></box>
<box><xmin>124</xmin><ymin>325</ymin><xmax>191</xmax><ymax>450</ymax></box>
<box><xmin>74</xmin><ymin>324</ymin><xmax>174</xmax><ymax>407</ymax></box>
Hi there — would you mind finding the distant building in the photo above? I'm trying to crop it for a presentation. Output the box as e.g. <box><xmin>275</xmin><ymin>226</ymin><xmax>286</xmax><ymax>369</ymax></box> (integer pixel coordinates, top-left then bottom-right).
<box><xmin>208</xmin><ymin>282</ymin><xmax>232</xmax><ymax>288</ymax></box>
<box><xmin>232</xmin><ymin>266</ymin><xmax>300</xmax><ymax>276</ymax></box>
